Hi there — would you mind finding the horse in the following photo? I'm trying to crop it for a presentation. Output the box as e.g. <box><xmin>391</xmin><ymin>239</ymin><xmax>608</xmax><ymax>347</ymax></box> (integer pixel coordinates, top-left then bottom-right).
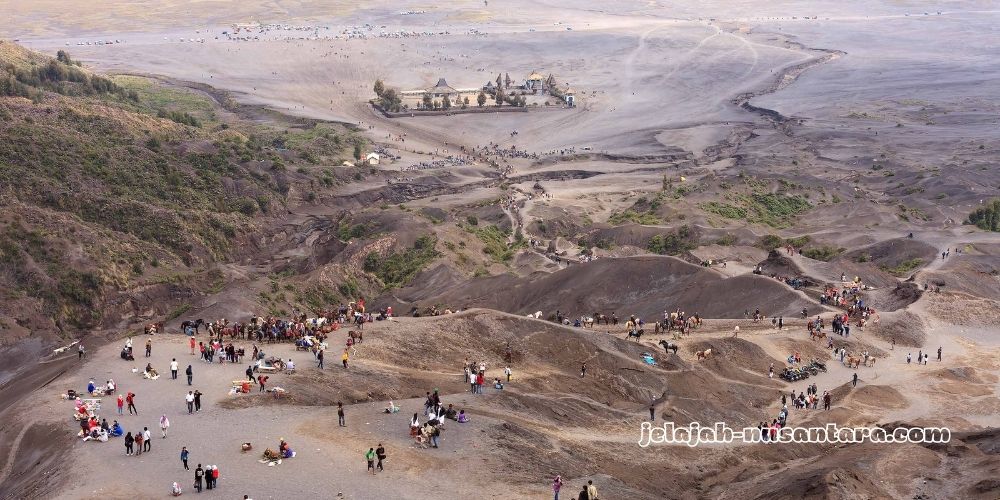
<box><xmin>810</xmin><ymin>330</ymin><xmax>826</xmax><ymax>341</ymax></box>
<box><xmin>306</xmin><ymin>317</ymin><xmax>328</xmax><ymax>328</ymax></box>
<box><xmin>696</xmin><ymin>348</ymin><xmax>713</xmax><ymax>361</ymax></box>
<box><xmin>582</xmin><ymin>317</ymin><xmax>595</xmax><ymax>328</ymax></box>
<box><xmin>658</xmin><ymin>340</ymin><xmax>679</xmax><ymax>354</ymax></box>
<box><xmin>525</xmin><ymin>311</ymin><xmax>543</xmax><ymax>319</ymax></box>
<box><xmin>846</xmin><ymin>356</ymin><xmax>861</xmax><ymax>369</ymax></box>
<box><xmin>180</xmin><ymin>319</ymin><xmax>204</xmax><ymax>334</ymax></box>
<box><xmin>348</xmin><ymin>330</ymin><xmax>363</xmax><ymax>343</ymax></box>
<box><xmin>865</xmin><ymin>357</ymin><xmax>876</xmax><ymax>367</ymax></box>
<box><xmin>626</xmin><ymin>329</ymin><xmax>644</xmax><ymax>341</ymax></box>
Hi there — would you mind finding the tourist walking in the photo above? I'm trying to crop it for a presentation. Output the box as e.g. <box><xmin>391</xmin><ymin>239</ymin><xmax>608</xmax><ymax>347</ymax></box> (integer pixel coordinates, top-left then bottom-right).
<box><xmin>124</xmin><ymin>431</ymin><xmax>134</xmax><ymax>455</ymax></box>
<box><xmin>126</xmin><ymin>391</ymin><xmax>138</xmax><ymax>415</ymax></box>
<box><xmin>342</xmin><ymin>349</ymin><xmax>349</xmax><ymax>369</ymax></box>
<box><xmin>375</xmin><ymin>444</ymin><xmax>386</xmax><ymax>471</ymax></box>
<box><xmin>78</xmin><ymin>343</ymin><xmax>85</xmax><ymax>359</ymax></box>
<box><xmin>143</xmin><ymin>427</ymin><xmax>152</xmax><ymax>452</ymax></box>
<box><xmin>553</xmin><ymin>475</ymin><xmax>564</xmax><ymax>500</ymax></box>
<box><xmin>338</xmin><ymin>402</ymin><xmax>346</xmax><ymax>427</ymax></box>
<box><xmin>134</xmin><ymin>431</ymin><xmax>144</xmax><ymax>456</ymax></box>
<box><xmin>181</xmin><ymin>447</ymin><xmax>189</xmax><ymax>470</ymax></box>
<box><xmin>186</xmin><ymin>391</ymin><xmax>195</xmax><ymax>414</ymax></box>
<box><xmin>193</xmin><ymin>390</ymin><xmax>202</xmax><ymax>412</ymax></box>
<box><xmin>160</xmin><ymin>414</ymin><xmax>170</xmax><ymax>438</ymax></box>
<box><xmin>317</xmin><ymin>349</ymin><xmax>324</xmax><ymax>369</ymax></box>
<box><xmin>170</xmin><ymin>358</ymin><xmax>178</xmax><ymax>380</ymax></box>
<box><xmin>194</xmin><ymin>465</ymin><xmax>204</xmax><ymax>492</ymax></box>
<box><xmin>145</xmin><ymin>339</ymin><xmax>152</xmax><ymax>358</ymax></box>
<box><xmin>117</xmin><ymin>394</ymin><xmax>124</xmax><ymax>415</ymax></box>
<box><xmin>365</xmin><ymin>448</ymin><xmax>376</xmax><ymax>474</ymax></box>
<box><xmin>186</xmin><ymin>365</ymin><xmax>193</xmax><ymax>385</ymax></box>
<box><xmin>504</xmin><ymin>365</ymin><xmax>512</xmax><ymax>382</ymax></box>
<box><xmin>587</xmin><ymin>480</ymin><xmax>599</xmax><ymax>499</ymax></box>
<box><xmin>852</xmin><ymin>372</ymin><xmax>858</xmax><ymax>387</ymax></box>
<box><xmin>580</xmin><ymin>363</ymin><xmax>587</xmax><ymax>378</ymax></box>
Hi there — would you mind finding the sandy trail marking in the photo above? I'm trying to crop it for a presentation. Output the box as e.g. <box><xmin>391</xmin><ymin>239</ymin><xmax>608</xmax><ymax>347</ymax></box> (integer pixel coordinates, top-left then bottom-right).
<box><xmin>0</xmin><ymin>423</ymin><xmax>31</xmax><ymax>484</ymax></box>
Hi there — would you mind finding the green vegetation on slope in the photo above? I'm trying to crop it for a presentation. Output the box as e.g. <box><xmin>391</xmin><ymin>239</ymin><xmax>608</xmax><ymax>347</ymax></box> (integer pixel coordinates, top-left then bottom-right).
<box><xmin>880</xmin><ymin>258</ymin><xmax>924</xmax><ymax>277</ymax></box>
<box><xmin>469</xmin><ymin>224</ymin><xmax>522</xmax><ymax>263</ymax></box>
<box><xmin>364</xmin><ymin>235</ymin><xmax>440</xmax><ymax>289</ymax></box>
<box><xmin>702</xmin><ymin>192</ymin><xmax>812</xmax><ymax>228</ymax></box>
<box><xmin>608</xmin><ymin>209</ymin><xmax>661</xmax><ymax>226</ymax></box>
<box><xmin>647</xmin><ymin>225</ymin><xmax>697</xmax><ymax>255</ymax></box>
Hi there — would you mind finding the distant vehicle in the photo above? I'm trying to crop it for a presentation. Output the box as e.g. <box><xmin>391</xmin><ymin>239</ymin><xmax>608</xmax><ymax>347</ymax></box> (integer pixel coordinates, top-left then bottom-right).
<box><xmin>566</xmin><ymin>27</ymin><xmax>572</xmax><ymax>30</ymax></box>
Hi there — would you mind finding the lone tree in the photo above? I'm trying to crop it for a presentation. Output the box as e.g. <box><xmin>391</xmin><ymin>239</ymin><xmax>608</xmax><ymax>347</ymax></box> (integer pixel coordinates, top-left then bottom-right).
<box><xmin>422</xmin><ymin>93</ymin><xmax>433</xmax><ymax>109</ymax></box>
<box><xmin>495</xmin><ymin>88</ymin><xmax>504</xmax><ymax>106</ymax></box>
<box><xmin>463</xmin><ymin>96</ymin><xmax>470</xmax><ymax>108</ymax></box>
<box><xmin>477</xmin><ymin>91</ymin><xmax>487</xmax><ymax>107</ymax></box>
<box><xmin>353</xmin><ymin>144</ymin><xmax>362</xmax><ymax>161</ymax></box>
<box><xmin>442</xmin><ymin>95</ymin><xmax>452</xmax><ymax>109</ymax></box>
<box><xmin>373</xmin><ymin>79</ymin><xmax>385</xmax><ymax>98</ymax></box>
<box><xmin>379</xmin><ymin>88</ymin><xmax>402</xmax><ymax>112</ymax></box>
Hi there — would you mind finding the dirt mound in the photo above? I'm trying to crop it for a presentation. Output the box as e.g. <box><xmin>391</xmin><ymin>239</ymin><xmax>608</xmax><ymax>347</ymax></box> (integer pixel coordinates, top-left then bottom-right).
<box><xmin>866</xmin><ymin>281</ymin><xmax>923</xmax><ymax>312</ymax></box>
<box><xmin>381</xmin><ymin>256</ymin><xmax>815</xmax><ymax>319</ymax></box>
<box><xmin>849</xmin><ymin>384</ymin><xmax>909</xmax><ymax>409</ymax></box>
<box><xmin>868</xmin><ymin>310</ymin><xmax>927</xmax><ymax>347</ymax></box>
<box><xmin>761</xmin><ymin>249</ymin><xmax>806</xmax><ymax>277</ymax></box>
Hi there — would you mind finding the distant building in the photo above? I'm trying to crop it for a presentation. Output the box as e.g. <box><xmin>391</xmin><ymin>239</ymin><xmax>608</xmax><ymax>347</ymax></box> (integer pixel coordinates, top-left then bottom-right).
<box><xmin>365</xmin><ymin>152</ymin><xmax>380</xmax><ymax>166</ymax></box>
<box><xmin>525</xmin><ymin>71</ymin><xmax>546</xmax><ymax>93</ymax></box>
<box><xmin>426</xmin><ymin>78</ymin><xmax>458</xmax><ymax>98</ymax></box>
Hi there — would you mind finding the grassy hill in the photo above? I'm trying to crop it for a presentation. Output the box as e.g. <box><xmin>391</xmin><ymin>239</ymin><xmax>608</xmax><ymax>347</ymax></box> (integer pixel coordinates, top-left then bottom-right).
<box><xmin>0</xmin><ymin>40</ymin><xmax>364</xmax><ymax>335</ymax></box>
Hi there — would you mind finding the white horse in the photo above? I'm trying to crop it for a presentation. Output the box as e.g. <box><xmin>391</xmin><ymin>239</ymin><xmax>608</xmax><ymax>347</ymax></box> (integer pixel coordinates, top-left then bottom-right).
<box><xmin>525</xmin><ymin>311</ymin><xmax>543</xmax><ymax>319</ymax></box>
<box><xmin>696</xmin><ymin>348</ymin><xmax>713</xmax><ymax>361</ymax></box>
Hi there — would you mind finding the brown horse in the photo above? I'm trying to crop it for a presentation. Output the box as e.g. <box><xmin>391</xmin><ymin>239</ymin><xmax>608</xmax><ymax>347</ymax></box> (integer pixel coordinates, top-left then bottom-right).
<box><xmin>348</xmin><ymin>330</ymin><xmax>363</xmax><ymax>343</ymax></box>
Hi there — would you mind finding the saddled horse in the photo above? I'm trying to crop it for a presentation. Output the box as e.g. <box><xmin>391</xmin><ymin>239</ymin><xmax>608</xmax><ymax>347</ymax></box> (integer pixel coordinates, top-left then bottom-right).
<box><xmin>696</xmin><ymin>348</ymin><xmax>713</xmax><ymax>361</ymax></box>
<box><xmin>582</xmin><ymin>317</ymin><xmax>595</xmax><ymax>328</ymax></box>
<box><xmin>627</xmin><ymin>328</ymin><xmax>644</xmax><ymax>341</ymax></box>
<box><xmin>658</xmin><ymin>340</ymin><xmax>679</xmax><ymax>354</ymax></box>
<box><xmin>181</xmin><ymin>319</ymin><xmax>204</xmax><ymax>334</ymax></box>
<box><xmin>348</xmin><ymin>330</ymin><xmax>363</xmax><ymax>343</ymax></box>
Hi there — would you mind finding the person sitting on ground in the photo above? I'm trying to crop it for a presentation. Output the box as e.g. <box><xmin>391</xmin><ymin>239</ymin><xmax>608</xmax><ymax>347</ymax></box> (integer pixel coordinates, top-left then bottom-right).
<box><xmin>170</xmin><ymin>482</ymin><xmax>182</xmax><ymax>497</ymax></box>
<box><xmin>384</xmin><ymin>401</ymin><xmax>399</xmax><ymax>414</ymax></box>
<box><xmin>444</xmin><ymin>404</ymin><xmax>458</xmax><ymax>420</ymax></box>
<box><xmin>144</xmin><ymin>363</ymin><xmax>159</xmax><ymax>378</ymax></box>
<box><xmin>111</xmin><ymin>420</ymin><xmax>123</xmax><ymax>437</ymax></box>
<box><xmin>457</xmin><ymin>409</ymin><xmax>469</xmax><ymax>423</ymax></box>
<box><xmin>494</xmin><ymin>378</ymin><xmax>504</xmax><ymax>390</ymax></box>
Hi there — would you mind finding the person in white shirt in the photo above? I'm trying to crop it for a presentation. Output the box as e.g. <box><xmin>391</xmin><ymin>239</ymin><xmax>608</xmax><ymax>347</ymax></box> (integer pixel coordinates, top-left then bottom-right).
<box><xmin>170</xmin><ymin>359</ymin><xmax>179</xmax><ymax>380</ymax></box>
<box><xmin>186</xmin><ymin>391</ymin><xmax>195</xmax><ymax>414</ymax></box>
<box><xmin>142</xmin><ymin>427</ymin><xmax>152</xmax><ymax>452</ymax></box>
<box><xmin>504</xmin><ymin>366</ymin><xmax>512</xmax><ymax>382</ymax></box>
